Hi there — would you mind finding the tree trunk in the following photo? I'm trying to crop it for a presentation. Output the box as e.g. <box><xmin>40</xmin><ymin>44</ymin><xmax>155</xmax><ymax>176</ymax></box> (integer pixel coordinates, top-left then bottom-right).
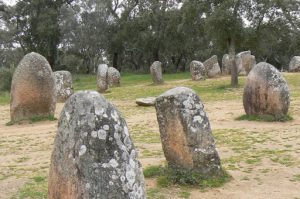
<box><xmin>113</xmin><ymin>52</ymin><xmax>121</xmax><ymax>72</ymax></box>
<box><xmin>228</xmin><ymin>37</ymin><xmax>238</xmax><ymax>87</ymax></box>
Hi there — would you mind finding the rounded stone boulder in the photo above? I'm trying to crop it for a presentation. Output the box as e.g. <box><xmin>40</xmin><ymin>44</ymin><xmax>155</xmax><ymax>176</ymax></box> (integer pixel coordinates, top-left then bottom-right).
<box><xmin>136</xmin><ymin>97</ymin><xmax>156</xmax><ymax>106</ymax></box>
<box><xmin>236</xmin><ymin>51</ymin><xmax>256</xmax><ymax>75</ymax></box>
<box><xmin>189</xmin><ymin>61</ymin><xmax>206</xmax><ymax>80</ymax></box>
<box><xmin>10</xmin><ymin>52</ymin><xmax>56</xmax><ymax>122</ymax></box>
<box><xmin>289</xmin><ymin>56</ymin><xmax>300</xmax><ymax>72</ymax></box>
<box><xmin>243</xmin><ymin>62</ymin><xmax>290</xmax><ymax>116</ymax></box>
<box><xmin>155</xmin><ymin>87</ymin><xmax>222</xmax><ymax>176</ymax></box>
<box><xmin>203</xmin><ymin>55</ymin><xmax>221</xmax><ymax>78</ymax></box>
<box><xmin>107</xmin><ymin>67</ymin><xmax>121</xmax><ymax>87</ymax></box>
<box><xmin>222</xmin><ymin>54</ymin><xmax>231</xmax><ymax>75</ymax></box>
<box><xmin>97</xmin><ymin>64</ymin><xmax>108</xmax><ymax>93</ymax></box>
<box><xmin>48</xmin><ymin>91</ymin><xmax>146</xmax><ymax>199</ymax></box>
<box><xmin>53</xmin><ymin>70</ymin><xmax>74</xmax><ymax>102</ymax></box>
<box><xmin>150</xmin><ymin>61</ymin><xmax>164</xmax><ymax>84</ymax></box>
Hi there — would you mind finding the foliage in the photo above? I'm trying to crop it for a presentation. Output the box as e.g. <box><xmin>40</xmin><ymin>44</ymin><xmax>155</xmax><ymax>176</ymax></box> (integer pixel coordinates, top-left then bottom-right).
<box><xmin>0</xmin><ymin>66</ymin><xmax>14</xmax><ymax>91</ymax></box>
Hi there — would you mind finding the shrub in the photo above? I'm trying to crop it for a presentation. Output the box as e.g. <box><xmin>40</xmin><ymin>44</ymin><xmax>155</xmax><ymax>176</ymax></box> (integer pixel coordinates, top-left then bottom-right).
<box><xmin>0</xmin><ymin>66</ymin><xmax>15</xmax><ymax>91</ymax></box>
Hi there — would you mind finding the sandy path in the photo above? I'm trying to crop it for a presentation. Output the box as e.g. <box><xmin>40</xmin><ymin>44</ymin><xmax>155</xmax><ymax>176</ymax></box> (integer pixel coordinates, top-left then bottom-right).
<box><xmin>0</xmin><ymin>98</ymin><xmax>300</xmax><ymax>198</ymax></box>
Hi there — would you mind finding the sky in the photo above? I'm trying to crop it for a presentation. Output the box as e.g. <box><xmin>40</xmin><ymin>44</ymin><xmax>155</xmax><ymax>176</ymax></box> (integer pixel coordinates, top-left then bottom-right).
<box><xmin>3</xmin><ymin>0</ymin><xmax>17</xmax><ymax>6</ymax></box>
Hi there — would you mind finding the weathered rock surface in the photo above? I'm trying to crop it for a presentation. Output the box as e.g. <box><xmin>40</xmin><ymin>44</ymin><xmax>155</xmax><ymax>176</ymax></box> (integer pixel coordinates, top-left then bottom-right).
<box><xmin>155</xmin><ymin>87</ymin><xmax>222</xmax><ymax>176</ymax></box>
<box><xmin>203</xmin><ymin>55</ymin><xmax>221</xmax><ymax>78</ymax></box>
<box><xmin>289</xmin><ymin>56</ymin><xmax>300</xmax><ymax>72</ymax></box>
<box><xmin>236</xmin><ymin>51</ymin><xmax>256</xmax><ymax>75</ymax></box>
<box><xmin>189</xmin><ymin>61</ymin><xmax>206</xmax><ymax>80</ymax></box>
<box><xmin>54</xmin><ymin>70</ymin><xmax>74</xmax><ymax>102</ymax></box>
<box><xmin>222</xmin><ymin>54</ymin><xmax>231</xmax><ymax>75</ymax></box>
<box><xmin>150</xmin><ymin>61</ymin><xmax>164</xmax><ymax>84</ymax></box>
<box><xmin>97</xmin><ymin>64</ymin><xmax>108</xmax><ymax>93</ymax></box>
<box><xmin>108</xmin><ymin>67</ymin><xmax>121</xmax><ymax>87</ymax></box>
<box><xmin>243</xmin><ymin>62</ymin><xmax>290</xmax><ymax>116</ymax></box>
<box><xmin>136</xmin><ymin>97</ymin><xmax>156</xmax><ymax>106</ymax></box>
<box><xmin>49</xmin><ymin>91</ymin><xmax>146</xmax><ymax>199</ymax></box>
<box><xmin>10</xmin><ymin>52</ymin><xmax>56</xmax><ymax>121</ymax></box>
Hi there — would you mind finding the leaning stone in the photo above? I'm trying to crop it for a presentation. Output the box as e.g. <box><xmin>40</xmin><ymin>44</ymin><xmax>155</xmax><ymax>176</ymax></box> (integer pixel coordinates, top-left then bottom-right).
<box><xmin>236</xmin><ymin>51</ymin><xmax>256</xmax><ymax>75</ymax></box>
<box><xmin>243</xmin><ymin>62</ymin><xmax>290</xmax><ymax>116</ymax></box>
<box><xmin>136</xmin><ymin>97</ymin><xmax>156</xmax><ymax>106</ymax></box>
<box><xmin>289</xmin><ymin>56</ymin><xmax>300</xmax><ymax>72</ymax></box>
<box><xmin>222</xmin><ymin>54</ymin><xmax>231</xmax><ymax>75</ymax></box>
<box><xmin>189</xmin><ymin>61</ymin><xmax>206</xmax><ymax>80</ymax></box>
<box><xmin>54</xmin><ymin>71</ymin><xmax>74</xmax><ymax>102</ymax></box>
<box><xmin>150</xmin><ymin>61</ymin><xmax>164</xmax><ymax>84</ymax></box>
<box><xmin>48</xmin><ymin>91</ymin><xmax>146</xmax><ymax>199</ymax></box>
<box><xmin>97</xmin><ymin>64</ymin><xmax>108</xmax><ymax>93</ymax></box>
<box><xmin>10</xmin><ymin>52</ymin><xmax>56</xmax><ymax>121</ymax></box>
<box><xmin>203</xmin><ymin>55</ymin><xmax>221</xmax><ymax>78</ymax></box>
<box><xmin>107</xmin><ymin>67</ymin><xmax>121</xmax><ymax>87</ymax></box>
<box><xmin>155</xmin><ymin>87</ymin><xmax>222</xmax><ymax>176</ymax></box>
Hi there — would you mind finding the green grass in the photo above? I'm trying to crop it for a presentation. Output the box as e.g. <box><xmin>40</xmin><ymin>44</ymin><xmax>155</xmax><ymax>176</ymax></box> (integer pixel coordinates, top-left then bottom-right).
<box><xmin>6</xmin><ymin>115</ymin><xmax>57</xmax><ymax>126</ymax></box>
<box><xmin>0</xmin><ymin>91</ymin><xmax>10</xmax><ymax>105</ymax></box>
<box><xmin>143</xmin><ymin>165</ymin><xmax>231</xmax><ymax>189</ymax></box>
<box><xmin>236</xmin><ymin>114</ymin><xmax>293</xmax><ymax>122</ymax></box>
<box><xmin>12</xmin><ymin>175</ymin><xmax>47</xmax><ymax>199</ymax></box>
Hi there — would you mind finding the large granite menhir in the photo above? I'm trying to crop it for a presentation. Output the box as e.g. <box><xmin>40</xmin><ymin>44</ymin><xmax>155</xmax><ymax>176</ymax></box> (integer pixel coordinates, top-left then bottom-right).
<box><xmin>243</xmin><ymin>62</ymin><xmax>290</xmax><ymax>116</ymax></box>
<box><xmin>203</xmin><ymin>55</ymin><xmax>221</xmax><ymax>78</ymax></box>
<box><xmin>10</xmin><ymin>52</ymin><xmax>56</xmax><ymax>121</ymax></box>
<box><xmin>190</xmin><ymin>61</ymin><xmax>206</xmax><ymax>81</ymax></box>
<box><xmin>97</xmin><ymin>64</ymin><xmax>109</xmax><ymax>93</ymax></box>
<box><xmin>155</xmin><ymin>87</ymin><xmax>222</xmax><ymax>176</ymax></box>
<box><xmin>150</xmin><ymin>61</ymin><xmax>164</xmax><ymax>84</ymax></box>
<box><xmin>48</xmin><ymin>91</ymin><xmax>146</xmax><ymax>199</ymax></box>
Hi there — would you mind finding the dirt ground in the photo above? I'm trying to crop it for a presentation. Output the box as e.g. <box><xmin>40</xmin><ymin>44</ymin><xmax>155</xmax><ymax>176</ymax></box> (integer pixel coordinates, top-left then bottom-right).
<box><xmin>0</xmin><ymin>93</ymin><xmax>300</xmax><ymax>198</ymax></box>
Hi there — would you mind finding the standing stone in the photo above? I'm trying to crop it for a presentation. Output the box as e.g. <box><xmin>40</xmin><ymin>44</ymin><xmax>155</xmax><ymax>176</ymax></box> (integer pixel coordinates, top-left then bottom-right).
<box><xmin>10</xmin><ymin>52</ymin><xmax>56</xmax><ymax>121</ymax></box>
<box><xmin>236</xmin><ymin>51</ymin><xmax>256</xmax><ymax>75</ymax></box>
<box><xmin>189</xmin><ymin>61</ymin><xmax>206</xmax><ymax>80</ymax></box>
<box><xmin>289</xmin><ymin>56</ymin><xmax>300</xmax><ymax>72</ymax></box>
<box><xmin>203</xmin><ymin>55</ymin><xmax>221</xmax><ymax>78</ymax></box>
<box><xmin>150</xmin><ymin>61</ymin><xmax>164</xmax><ymax>84</ymax></box>
<box><xmin>222</xmin><ymin>54</ymin><xmax>231</xmax><ymax>75</ymax></box>
<box><xmin>49</xmin><ymin>91</ymin><xmax>146</xmax><ymax>199</ymax></box>
<box><xmin>54</xmin><ymin>71</ymin><xmax>74</xmax><ymax>103</ymax></box>
<box><xmin>155</xmin><ymin>87</ymin><xmax>222</xmax><ymax>176</ymax></box>
<box><xmin>97</xmin><ymin>64</ymin><xmax>108</xmax><ymax>93</ymax></box>
<box><xmin>107</xmin><ymin>67</ymin><xmax>121</xmax><ymax>87</ymax></box>
<box><xmin>243</xmin><ymin>62</ymin><xmax>290</xmax><ymax>116</ymax></box>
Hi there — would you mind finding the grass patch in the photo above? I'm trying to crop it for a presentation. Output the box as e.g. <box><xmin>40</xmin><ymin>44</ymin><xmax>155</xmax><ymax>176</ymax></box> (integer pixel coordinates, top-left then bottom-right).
<box><xmin>147</xmin><ymin>187</ymin><xmax>165</xmax><ymax>199</ymax></box>
<box><xmin>12</xmin><ymin>175</ymin><xmax>47</xmax><ymax>199</ymax></box>
<box><xmin>6</xmin><ymin>115</ymin><xmax>57</xmax><ymax>126</ymax></box>
<box><xmin>236</xmin><ymin>114</ymin><xmax>293</xmax><ymax>122</ymax></box>
<box><xmin>144</xmin><ymin>165</ymin><xmax>231</xmax><ymax>189</ymax></box>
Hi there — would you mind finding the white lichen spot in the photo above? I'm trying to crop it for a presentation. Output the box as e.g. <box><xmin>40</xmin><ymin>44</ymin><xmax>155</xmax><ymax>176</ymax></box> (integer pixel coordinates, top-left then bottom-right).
<box><xmin>120</xmin><ymin>175</ymin><xmax>126</xmax><ymax>182</ymax></box>
<box><xmin>183</xmin><ymin>99</ymin><xmax>193</xmax><ymax>109</ymax></box>
<box><xmin>111</xmin><ymin>110</ymin><xmax>119</xmax><ymax>122</ymax></box>
<box><xmin>85</xmin><ymin>183</ymin><xmax>91</xmax><ymax>189</ymax></box>
<box><xmin>95</xmin><ymin>107</ymin><xmax>104</xmax><ymax>115</ymax></box>
<box><xmin>109</xmin><ymin>181</ymin><xmax>114</xmax><ymax>186</ymax></box>
<box><xmin>199</xmin><ymin>110</ymin><xmax>205</xmax><ymax>116</ymax></box>
<box><xmin>98</xmin><ymin>129</ymin><xmax>107</xmax><ymax>140</ymax></box>
<box><xmin>112</xmin><ymin>175</ymin><xmax>118</xmax><ymax>180</ymax></box>
<box><xmin>193</xmin><ymin>115</ymin><xmax>203</xmax><ymax>124</ymax></box>
<box><xmin>103</xmin><ymin>125</ymin><xmax>110</xmax><ymax>131</ymax></box>
<box><xmin>79</xmin><ymin>145</ymin><xmax>87</xmax><ymax>156</ymax></box>
<box><xmin>123</xmin><ymin>126</ymin><xmax>129</xmax><ymax>136</ymax></box>
<box><xmin>109</xmin><ymin>137</ymin><xmax>113</xmax><ymax>141</ymax></box>
<box><xmin>102</xmin><ymin>163</ymin><xmax>108</xmax><ymax>168</ymax></box>
<box><xmin>126</xmin><ymin>170</ymin><xmax>136</xmax><ymax>187</ymax></box>
<box><xmin>109</xmin><ymin>159</ymin><xmax>119</xmax><ymax>168</ymax></box>
<box><xmin>65</xmin><ymin>111</ymin><xmax>70</xmax><ymax>121</ymax></box>
<box><xmin>91</xmin><ymin>131</ymin><xmax>98</xmax><ymax>138</ymax></box>
<box><xmin>129</xmin><ymin>158</ymin><xmax>135</xmax><ymax>169</ymax></box>
<box><xmin>103</xmin><ymin>113</ymin><xmax>108</xmax><ymax>118</ymax></box>
<box><xmin>83</xmin><ymin>132</ymin><xmax>88</xmax><ymax>137</ymax></box>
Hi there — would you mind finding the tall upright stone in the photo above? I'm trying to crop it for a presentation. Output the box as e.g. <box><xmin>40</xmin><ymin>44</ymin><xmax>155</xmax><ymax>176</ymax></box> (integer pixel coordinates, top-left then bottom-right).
<box><xmin>243</xmin><ymin>62</ymin><xmax>290</xmax><ymax>116</ymax></box>
<box><xmin>189</xmin><ymin>61</ymin><xmax>206</xmax><ymax>80</ymax></box>
<box><xmin>10</xmin><ymin>52</ymin><xmax>56</xmax><ymax>121</ymax></box>
<box><xmin>236</xmin><ymin>51</ymin><xmax>256</xmax><ymax>75</ymax></box>
<box><xmin>203</xmin><ymin>55</ymin><xmax>221</xmax><ymax>78</ymax></box>
<box><xmin>49</xmin><ymin>91</ymin><xmax>146</xmax><ymax>199</ymax></box>
<box><xmin>54</xmin><ymin>70</ymin><xmax>74</xmax><ymax>102</ymax></box>
<box><xmin>97</xmin><ymin>64</ymin><xmax>108</xmax><ymax>93</ymax></box>
<box><xmin>155</xmin><ymin>87</ymin><xmax>222</xmax><ymax>176</ymax></box>
<box><xmin>107</xmin><ymin>67</ymin><xmax>121</xmax><ymax>87</ymax></box>
<box><xmin>150</xmin><ymin>61</ymin><xmax>164</xmax><ymax>84</ymax></box>
<box><xmin>222</xmin><ymin>54</ymin><xmax>231</xmax><ymax>75</ymax></box>
<box><xmin>289</xmin><ymin>56</ymin><xmax>300</xmax><ymax>72</ymax></box>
